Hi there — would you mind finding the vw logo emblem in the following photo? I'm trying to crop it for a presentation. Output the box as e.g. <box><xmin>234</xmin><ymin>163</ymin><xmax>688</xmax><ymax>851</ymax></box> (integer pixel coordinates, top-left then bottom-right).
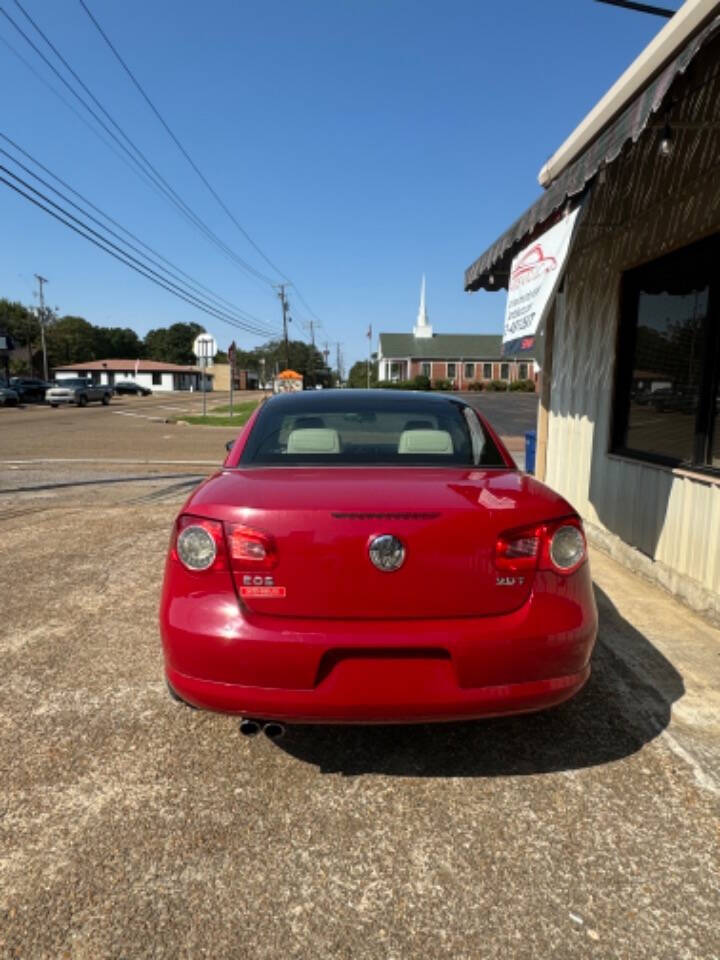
<box><xmin>368</xmin><ymin>534</ymin><xmax>405</xmax><ymax>572</ymax></box>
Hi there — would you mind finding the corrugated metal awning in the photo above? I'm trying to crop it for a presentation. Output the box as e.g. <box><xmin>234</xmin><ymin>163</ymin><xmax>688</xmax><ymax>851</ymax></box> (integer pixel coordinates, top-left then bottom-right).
<box><xmin>463</xmin><ymin>14</ymin><xmax>720</xmax><ymax>293</ymax></box>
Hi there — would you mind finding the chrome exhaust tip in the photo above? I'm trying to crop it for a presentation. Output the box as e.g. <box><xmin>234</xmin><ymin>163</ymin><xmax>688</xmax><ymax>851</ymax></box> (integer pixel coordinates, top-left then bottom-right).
<box><xmin>263</xmin><ymin>722</ymin><xmax>286</xmax><ymax>740</ymax></box>
<box><xmin>239</xmin><ymin>718</ymin><xmax>262</xmax><ymax>737</ymax></box>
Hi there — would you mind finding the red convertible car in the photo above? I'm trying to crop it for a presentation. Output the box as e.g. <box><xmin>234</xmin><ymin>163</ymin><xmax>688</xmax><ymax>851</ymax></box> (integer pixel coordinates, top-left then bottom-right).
<box><xmin>160</xmin><ymin>391</ymin><xmax>597</xmax><ymax>735</ymax></box>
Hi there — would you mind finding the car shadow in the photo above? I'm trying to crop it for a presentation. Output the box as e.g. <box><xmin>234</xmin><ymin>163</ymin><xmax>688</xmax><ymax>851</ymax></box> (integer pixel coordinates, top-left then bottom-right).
<box><xmin>272</xmin><ymin>584</ymin><xmax>684</xmax><ymax>776</ymax></box>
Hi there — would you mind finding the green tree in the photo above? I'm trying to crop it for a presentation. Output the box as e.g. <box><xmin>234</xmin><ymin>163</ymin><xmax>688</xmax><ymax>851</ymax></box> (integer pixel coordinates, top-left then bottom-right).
<box><xmin>45</xmin><ymin>316</ymin><xmax>95</xmax><ymax>369</ymax></box>
<box><xmin>347</xmin><ymin>359</ymin><xmax>378</xmax><ymax>388</ymax></box>
<box><xmin>93</xmin><ymin>325</ymin><xmax>144</xmax><ymax>360</ymax></box>
<box><xmin>0</xmin><ymin>298</ymin><xmax>40</xmax><ymax>374</ymax></box>
<box><xmin>228</xmin><ymin>338</ymin><xmax>325</xmax><ymax>385</ymax></box>
<box><xmin>144</xmin><ymin>322</ymin><xmax>204</xmax><ymax>365</ymax></box>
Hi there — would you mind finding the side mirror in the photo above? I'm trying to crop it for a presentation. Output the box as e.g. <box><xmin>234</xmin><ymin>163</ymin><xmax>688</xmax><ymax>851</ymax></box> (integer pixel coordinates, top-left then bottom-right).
<box><xmin>225</xmin><ymin>440</ymin><xmax>234</xmax><ymax>453</ymax></box>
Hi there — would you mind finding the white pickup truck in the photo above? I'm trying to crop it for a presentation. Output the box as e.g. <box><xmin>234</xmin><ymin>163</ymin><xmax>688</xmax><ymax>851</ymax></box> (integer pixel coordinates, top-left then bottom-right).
<box><xmin>46</xmin><ymin>378</ymin><xmax>113</xmax><ymax>408</ymax></box>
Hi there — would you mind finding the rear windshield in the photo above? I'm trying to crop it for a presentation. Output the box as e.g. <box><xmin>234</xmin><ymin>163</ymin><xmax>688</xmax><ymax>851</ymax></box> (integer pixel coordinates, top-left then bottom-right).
<box><xmin>239</xmin><ymin>395</ymin><xmax>507</xmax><ymax>467</ymax></box>
<box><xmin>53</xmin><ymin>379</ymin><xmax>88</xmax><ymax>387</ymax></box>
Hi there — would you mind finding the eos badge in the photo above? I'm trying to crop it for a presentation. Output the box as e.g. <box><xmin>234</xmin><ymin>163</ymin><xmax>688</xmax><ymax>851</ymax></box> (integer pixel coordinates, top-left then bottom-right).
<box><xmin>368</xmin><ymin>534</ymin><xmax>405</xmax><ymax>572</ymax></box>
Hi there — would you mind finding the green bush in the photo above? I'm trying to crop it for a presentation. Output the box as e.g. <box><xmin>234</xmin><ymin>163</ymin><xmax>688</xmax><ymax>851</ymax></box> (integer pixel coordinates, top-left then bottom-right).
<box><xmin>467</xmin><ymin>380</ymin><xmax>484</xmax><ymax>391</ymax></box>
<box><xmin>410</xmin><ymin>374</ymin><xmax>431</xmax><ymax>391</ymax></box>
<box><xmin>509</xmin><ymin>378</ymin><xmax>536</xmax><ymax>392</ymax></box>
<box><xmin>486</xmin><ymin>379</ymin><xmax>509</xmax><ymax>391</ymax></box>
<box><xmin>432</xmin><ymin>378</ymin><xmax>452</xmax><ymax>391</ymax></box>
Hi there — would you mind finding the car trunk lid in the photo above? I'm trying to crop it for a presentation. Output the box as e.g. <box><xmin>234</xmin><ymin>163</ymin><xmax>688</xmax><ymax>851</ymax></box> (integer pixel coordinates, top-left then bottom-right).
<box><xmin>189</xmin><ymin>468</ymin><xmax>573</xmax><ymax>620</ymax></box>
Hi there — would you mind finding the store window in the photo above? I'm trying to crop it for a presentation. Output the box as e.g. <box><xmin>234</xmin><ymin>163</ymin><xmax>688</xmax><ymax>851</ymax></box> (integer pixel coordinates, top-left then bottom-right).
<box><xmin>500</xmin><ymin>363</ymin><xmax>509</xmax><ymax>380</ymax></box>
<box><xmin>612</xmin><ymin>232</ymin><xmax>719</xmax><ymax>472</ymax></box>
<box><xmin>483</xmin><ymin>363</ymin><xmax>492</xmax><ymax>380</ymax></box>
<box><xmin>447</xmin><ymin>363</ymin><xmax>456</xmax><ymax>379</ymax></box>
<box><xmin>464</xmin><ymin>363</ymin><xmax>474</xmax><ymax>379</ymax></box>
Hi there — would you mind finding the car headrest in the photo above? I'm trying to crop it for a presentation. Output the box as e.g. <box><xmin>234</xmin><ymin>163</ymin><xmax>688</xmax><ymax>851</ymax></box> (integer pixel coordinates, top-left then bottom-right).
<box><xmin>397</xmin><ymin>429</ymin><xmax>454</xmax><ymax>454</ymax></box>
<box><xmin>293</xmin><ymin>416</ymin><xmax>326</xmax><ymax>429</ymax></box>
<box><xmin>403</xmin><ymin>419</ymin><xmax>434</xmax><ymax>431</ymax></box>
<box><xmin>287</xmin><ymin>428</ymin><xmax>340</xmax><ymax>454</ymax></box>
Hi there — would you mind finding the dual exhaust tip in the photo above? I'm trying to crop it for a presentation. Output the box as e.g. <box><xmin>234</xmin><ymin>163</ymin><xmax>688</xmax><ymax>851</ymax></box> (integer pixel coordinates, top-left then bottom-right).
<box><xmin>239</xmin><ymin>718</ymin><xmax>285</xmax><ymax>740</ymax></box>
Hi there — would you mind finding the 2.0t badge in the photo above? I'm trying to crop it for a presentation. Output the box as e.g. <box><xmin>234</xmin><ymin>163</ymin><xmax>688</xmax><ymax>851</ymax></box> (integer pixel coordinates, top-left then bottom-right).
<box><xmin>368</xmin><ymin>534</ymin><xmax>405</xmax><ymax>572</ymax></box>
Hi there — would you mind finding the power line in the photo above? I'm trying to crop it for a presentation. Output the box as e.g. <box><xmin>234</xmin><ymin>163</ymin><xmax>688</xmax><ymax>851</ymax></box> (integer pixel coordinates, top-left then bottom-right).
<box><xmin>78</xmin><ymin>0</ymin><xmax>287</xmax><ymax>282</ymax></box>
<box><xmin>0</xmin><ymin>168</ymin><xmax>279</xmax><ymax>339</ymax></box>
<box><xmin>2</xmin><ymin>1</ymin><xmax>278</xmax><ymax>291</ymax></box>
<box><xmin>77</xmin><ymin>0</ymin><xmax>329</xmax><ymax>329</ymax></box>
<box><xmin>0</xmin><ymin>134</ymin><xmax>276</xmax><ymax>333</ymax></box>
<box><xmin>0</xmin><ymin>33</ymin><xmax>176</xmax><ymax>203</ymax></box>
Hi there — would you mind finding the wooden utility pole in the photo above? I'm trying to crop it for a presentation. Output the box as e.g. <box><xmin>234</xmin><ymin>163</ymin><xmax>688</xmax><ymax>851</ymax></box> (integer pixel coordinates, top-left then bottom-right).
<box><xmin>335</xmin><ymin>342</ymin><xmax>343</xmax><ymax>384</ymax></box>
<box><xmin>277</xmin><ymin>285</ymin><xmax>290</xmax><ymax>369</ymax></box>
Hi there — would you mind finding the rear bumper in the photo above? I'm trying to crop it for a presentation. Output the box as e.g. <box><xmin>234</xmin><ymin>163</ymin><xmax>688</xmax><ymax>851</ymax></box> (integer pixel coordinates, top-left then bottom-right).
<box><xmin>167</xmin><ymin>663</ymin><xmax>590</xmax><ymax>723</ymax></box>
<box><xmin>161</xmin><ymin>564</ymin><xmax>597</xmax><ymax>723</ymax></box>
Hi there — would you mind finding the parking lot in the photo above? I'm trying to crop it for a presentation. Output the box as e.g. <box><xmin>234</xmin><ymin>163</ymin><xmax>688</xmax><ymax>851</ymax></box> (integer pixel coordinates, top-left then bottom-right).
<box><xmin>0</xmin><ymin>391</ymin><xmax>261</xmax><ymax>466</ymax></box>
<box><xmin>1</xmin><ymin>392</ymin><xmax>719</xmax><ymax>959</ymax></box>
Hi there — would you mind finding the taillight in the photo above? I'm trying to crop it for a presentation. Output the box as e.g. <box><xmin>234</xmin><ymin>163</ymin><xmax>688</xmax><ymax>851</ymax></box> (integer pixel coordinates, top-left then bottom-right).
<box><xmin>495</xmin><ymin>525</ymin><xmax>543</xmax><ymax>572</ymax></box>
<box><xmin>226</xmin><ymin>523</ymin><xmax>277</xmax><ymax>570</ymax></box>
<box><xmin>495</xmin><ymin>517</ymin><xmax>586</xmax><ymax>576</ymax></box>
<box><xmin>173</xmin><ymin>515</ymin><xmax>227</xmax><ymax>572</ymax></box>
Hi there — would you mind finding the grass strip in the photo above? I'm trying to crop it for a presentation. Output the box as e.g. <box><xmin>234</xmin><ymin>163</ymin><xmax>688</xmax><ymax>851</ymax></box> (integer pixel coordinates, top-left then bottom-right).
<box><xmin>175</xmin><ymin>402</ymin><xmax>257</xmax><ymax>427</ymax></box>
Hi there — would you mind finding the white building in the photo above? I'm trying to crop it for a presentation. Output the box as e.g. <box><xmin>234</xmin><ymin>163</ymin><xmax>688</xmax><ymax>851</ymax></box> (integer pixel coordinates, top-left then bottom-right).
<box><xmin>53</xmin><ymin>359</ymin><xmax>213</xmax><ymax>392</ymax></box>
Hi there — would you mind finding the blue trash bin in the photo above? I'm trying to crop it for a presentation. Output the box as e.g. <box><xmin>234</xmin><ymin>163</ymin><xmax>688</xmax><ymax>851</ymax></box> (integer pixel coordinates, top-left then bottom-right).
<box><xmin>524</xmin><ymin>430</ymin><xmax>536</xmax><ymax>474</ymax></box>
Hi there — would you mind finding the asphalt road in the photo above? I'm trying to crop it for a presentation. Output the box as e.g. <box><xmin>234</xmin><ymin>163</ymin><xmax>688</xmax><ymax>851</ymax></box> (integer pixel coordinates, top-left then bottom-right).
<box><xmin>0</xmin><ymin>391</ymin><xmax>261</xmax><ymax>467</ymax></box>
<box><xmin>0</xmin><ymin>391</ymin><xmax>535</xmax><ymax>479</ymax></box>
<box><xmin>460</xmin><ymin>391</ymin><xmax>537</xmax><ymax>442</ymax></box>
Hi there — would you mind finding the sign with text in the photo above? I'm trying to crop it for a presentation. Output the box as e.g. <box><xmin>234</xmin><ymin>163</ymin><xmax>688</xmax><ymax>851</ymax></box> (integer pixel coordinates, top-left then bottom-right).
<box><xmin>503</xmin><ymin>207</ymin><xmax>581</xmax><ymax>357</ymax></box>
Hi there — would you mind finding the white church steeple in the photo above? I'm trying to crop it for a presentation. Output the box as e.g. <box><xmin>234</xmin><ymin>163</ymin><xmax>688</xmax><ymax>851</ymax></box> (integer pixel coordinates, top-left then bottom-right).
<box><xmin>413</xmin><ymin>274</ymin><xmax>433</xmax><ymax>339</ymax></box>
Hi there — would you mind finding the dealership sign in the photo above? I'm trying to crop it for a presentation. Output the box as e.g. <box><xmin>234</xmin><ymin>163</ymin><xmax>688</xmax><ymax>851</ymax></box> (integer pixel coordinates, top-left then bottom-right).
<box><xmin>503</xmin><ymin>206</ymin><xmax>581</xmax><ymax>356</ymax></box>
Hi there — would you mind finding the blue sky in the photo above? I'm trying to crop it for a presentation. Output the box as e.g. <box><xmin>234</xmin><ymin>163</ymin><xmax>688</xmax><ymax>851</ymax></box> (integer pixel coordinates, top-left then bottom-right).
<box><xmin>0</xmin><ymin>0</ymin><xmax>677</xmax><ymax>368</ymax></box>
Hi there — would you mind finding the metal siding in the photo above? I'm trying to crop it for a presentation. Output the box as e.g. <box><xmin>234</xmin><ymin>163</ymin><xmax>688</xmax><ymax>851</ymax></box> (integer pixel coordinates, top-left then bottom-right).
<box><xmin>545</xmin><ymin>55</ymin><xmax>720</xmax><ymax>603</ymax></box>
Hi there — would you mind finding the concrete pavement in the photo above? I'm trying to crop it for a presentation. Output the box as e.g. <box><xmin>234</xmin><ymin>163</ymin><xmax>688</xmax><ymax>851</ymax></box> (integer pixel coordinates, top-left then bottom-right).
<box><xmin>1</xmin><ymin>388</ymin><xmax>717</xmax><ymax>959</ymax></box>
<box><xmin>0</xmin><ymin>471</ymin><xmax>718</xmax><ymax>959</ymax></box>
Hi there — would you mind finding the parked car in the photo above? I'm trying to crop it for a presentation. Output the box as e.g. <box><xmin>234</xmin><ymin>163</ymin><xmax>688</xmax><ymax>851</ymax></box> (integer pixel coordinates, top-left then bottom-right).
<box><xmin>10</xmin><ymin>376</ymin><xmax>51</xmax><ymax>402</ymax></box>
<box><xmin>648</xmin><ymin>387</ymin><xmax>697</xmax><ymax>414</ymax></box>
<box><xmin>0</xmin><ymin>382</ymin><xmax>20</xmax><ymax>406</ymax></box>
<box><xmin>113</xmin><ymin>380</ymin><xmax>152</xmax><ymax>396</ymax></box>
<box><xmin>160</xmin><ymin>390</ymin><xmax>598</xmax><ymax>733</ymax></box>
<box><xmin>46</xmin><ymin>378</ymin><xmax>112</xmax><ymax>407</ymax></box>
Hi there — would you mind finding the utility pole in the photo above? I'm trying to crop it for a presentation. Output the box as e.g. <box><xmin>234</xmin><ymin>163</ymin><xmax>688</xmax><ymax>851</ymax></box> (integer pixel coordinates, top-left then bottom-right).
<box><xmin>308</xmin><ymin>319</ymin><xmax>316</xmax><ymax>388</ymax></box>
<box><xmin>277</xmin><ymin>284</ymin><xmax>290</xmax><ymax>369</ymax></box>
<box><xmin>335</xmin><ymin>343</ymin><xmax>343</xmax><ymax>385</ymax></box>
<box><xmin>34</xmin><ymin>274</ymin><xmax>49</xmax><ymax>381</ymax></box>
<box><xmin>366</xmin><ymin>323</ymin><xmax>372</xmax><ymax>389</ymax></box>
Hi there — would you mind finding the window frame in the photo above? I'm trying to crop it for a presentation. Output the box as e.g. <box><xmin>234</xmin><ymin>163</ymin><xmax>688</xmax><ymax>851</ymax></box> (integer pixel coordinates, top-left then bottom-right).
<box><xmin>446</xmin><ymin>362</ymin><xmax>457</xmax><ymax>379</ymax></box>
<box><xmin>152</xmin><ymin>372</ymin><xmax>162</xmax><ymax>385</ymax></box>
<box><xmin>464</xmin><ymin>362</ymin><xmax>474</xmax><ymax>380</ymax></box>
<box><xmin>421</xmin><ymin>362</ymin><xmax>431</xmax><ymax>378</ymax></box>
<box><xmin>500</xmin><ymin>362</ymin><xmax>509</xmax><ymax>381</ymax></box>
<box><xmin>518</xmin><ymin>362</ymin><xmax>528</xmax><ymax>380</ymax></box>
<box><xmin>610</xmin><ymin>233</ymin><xmax>720</xmax><ymax>476</ymax></box>
<box><xmin>483</xmin><ymin>362</ymin><xmax>492</xmax><ymax>380</ymax></box>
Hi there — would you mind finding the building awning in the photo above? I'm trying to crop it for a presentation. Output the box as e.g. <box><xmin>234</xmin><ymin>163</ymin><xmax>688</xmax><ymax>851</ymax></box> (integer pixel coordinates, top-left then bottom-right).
<box><xmin>464</xmin><ymin>13</ymin><xmax>720</xmax><ymax>293</ymax></box>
